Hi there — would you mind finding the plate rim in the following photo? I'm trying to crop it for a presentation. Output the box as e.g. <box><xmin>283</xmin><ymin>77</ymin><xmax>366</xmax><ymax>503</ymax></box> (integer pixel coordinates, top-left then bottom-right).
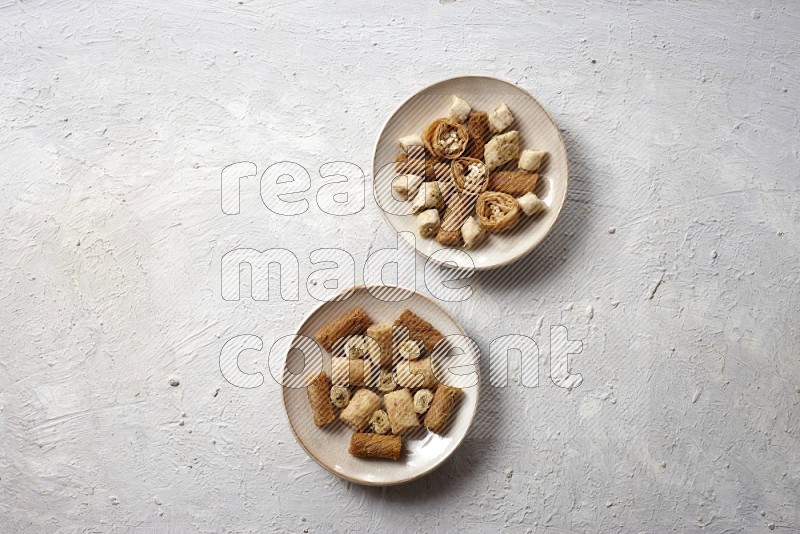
<box><xmin>370</xmin><ymin>74</ymin><xmax>570</xmax><ymax>271</ymax></box>
<box><xmin>281</xmin><ymin>284</ymin><xmax>481</xmax><ymax>486</ymax></box>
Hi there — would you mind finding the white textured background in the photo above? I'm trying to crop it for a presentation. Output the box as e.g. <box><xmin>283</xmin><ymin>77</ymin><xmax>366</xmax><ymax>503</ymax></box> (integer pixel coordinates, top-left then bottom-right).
<box><xmin>1</xmin><ymin>1</ymin><xmax>799</xmax><ymax>532</ymax></box>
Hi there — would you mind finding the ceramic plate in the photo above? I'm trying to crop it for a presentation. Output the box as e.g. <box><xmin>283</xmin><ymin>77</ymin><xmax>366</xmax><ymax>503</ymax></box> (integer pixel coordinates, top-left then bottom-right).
<box><xmin>282</xmin><ymin>285</ymin><xmax>480</xmax><ymax>486</ymax></box>
<box><xmin>372</xmin><ymin>75</ymin><xmax>569</xmax><ymax>270</ymax></box>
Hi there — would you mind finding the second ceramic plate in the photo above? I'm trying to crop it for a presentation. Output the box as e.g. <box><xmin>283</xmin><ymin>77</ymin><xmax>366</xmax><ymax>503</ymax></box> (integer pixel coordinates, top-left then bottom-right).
<box><xmin>372</xmin><ymin>75</ymin><xmax>569</xmax><ymax>270</ymax></box>
<box><xmin>282</xmin><ymin>285</ymin><xmax>480</xmax><ymax>486</ymax></box>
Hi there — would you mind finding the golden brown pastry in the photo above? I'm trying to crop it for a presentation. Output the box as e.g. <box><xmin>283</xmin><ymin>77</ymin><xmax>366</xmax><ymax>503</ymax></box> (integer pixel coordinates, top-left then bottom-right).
<box><xmin>487</xmin><ymin>170</ymin><xmax>539</xmax><ymax>197</ymax></box>
<box><xmin>475</xmin><ymin>191</ymin><xmax>521</xmax><ymax>233</ymax></box>
<box><xmin>465</xmin><ymin>111</ymin><xmax>490</xmax><ymax>159</ymax></box>
<box><xmin>306</xmin><ymin>372</ymin><xmax>336</xmax><ymax>426</ymax></box>
<box><xmin>383</xmin><ymin>388</ymin><xmax>421</xmax><ymax>434</ymax></box>
<box><xmin>348</xmin><ymin>432</ymin><xmax>402</xmax><ymax>460</ymax></box>
<box><xmin>331</xmin><ymin>357</ymin><xmax>374</xmax><ymax>387</ymax></box>
<box><xmin>393</xmin><ymin>309</ymin><xmax>444</xmax><ymax>353</ymax></box>
<box><xmin>435</xmin><ymin>193</ymin><xmax>477</xmax><ymax>247</ymax></box>
<box><xmin>394</xmin><ymin>357</ymin><xmax>437</xmax><ymax>389</ymax></box>
<box><xmin>315</xmin><ymin>307</ymin><xmax>372</xmax><ymax>353</ymax></box>
<box><xmin>422</xmin><ymin>118</ymin><xmax>468</xmax><ymax>160</ymax></box>
<box><xmin>450</xmin><ymin>158</ymin><xmax>488</xmax><ymax>195</ymax></box>
<box><xmin>339</xmin><ymin>388</ymin><xmax>382</xmax><ymax>431</ymax></box>
<box><xmin>395</xmin><ymin>152</ymin><xmax>451</xmax><ymax>182</ymax></box>
<box><xmin>365</xmin><ymin>323</ymin><xmax>394</xmax><ymax>367</ymax></box>
<box><xmin>423</xmin><ymin>384</ymin><xmax>462</xmax><ymax>434</ymax></box>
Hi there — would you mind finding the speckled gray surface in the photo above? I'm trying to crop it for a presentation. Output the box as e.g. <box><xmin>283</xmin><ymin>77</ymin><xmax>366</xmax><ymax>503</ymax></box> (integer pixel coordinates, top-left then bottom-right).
<box><xmin>1</xmin><ymin>1</ymin><xmax>799</xmax><ymax>532</ymax></box>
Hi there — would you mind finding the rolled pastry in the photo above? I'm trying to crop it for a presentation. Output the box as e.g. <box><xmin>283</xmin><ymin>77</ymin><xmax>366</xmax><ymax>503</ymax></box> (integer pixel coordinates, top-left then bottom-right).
<box><xmin>391</xmin><ymin>173</ymin><xmax>424</xmax><ymax>200</ymax></box>
<box><xmin>344</xmin><ymin>335</ymin><xmax>377</xmax><ymax>360</ymax></box>
<box><xmin>448</xmin><ymin>95</ymin><xmax>471</xmax><ymax>123</ymax></box>
<box><xmin>330</xmin><ymin>385</ymin><xmax>350</xmax><ymax>409</ymax></box>
<box><xmin>424</xmin><ymin>384</ymin><xmax>463</xmax><ymax>434</ymax></box>
<box><xmin>435</xmin><ymin>193</ymin><xmax>476</xmax><ymax>247</ymax></box>
<box><xmin>315</xmin><ymin>307</ymin><xmax>371</xmax><ymax>353</ymax></box>
<box><xmin>394</xmin><ymin>309</ymin><xmax>445</xmax><ymax>353</ymax></box>
<box><xmin>370</xmin><ymin>409</ymin><xmax>391</xmax><ymax>434</ymax></box>
<box><xmin>306</xmin><ymin>372</ymin><xmax>336</xmax><ymax>426</ymax></box>
<box><xmin>377</xmin><ymin>368</ymin><xmax>397</xmax><ymax>393</ymax></box>
<box><xmin>331</xmin><ymin>357</ymin><xmax>374</xmax><ymax>387</ymax></box>
<box><xmin>488</xmin><ymin>102</ymin><xmax>514</xmax><ymax>133</ymax></box>
<box><xmin>348</xmin><ymin>432</ymin><xmax>402</xmax><ymax>460</ymax></box>
<box><xmin>476</xmin><ymin>191</ymin><xmax>521</xmax><ymax>233</ymax></box>
<box><xmin>383</xmin><ymin>388</ymin><xmax>421</xmax><ymax>434</ymax></box>
<box><xmin>394</xmin><ymin>357</ymin><xmax>437</xmax><ymax>389</ymax></box>
<box><xmin>422</xmin><ymin>118</ymin><xmax>468</xmax><ymax>160</ymax></box>
<box><xmin>411</xmin><ymin>181</ymin><xmax>443</xmax><ymax>213</ymax></box>
<box><xmin>435</xmin><ymin>229</ymin><xmax>462</xmax><ymax>247</ymax></box>
<box><xmin>417</xmin><ymin>209</ymin><xmax>441</xmax><ymax>238</ymax></box>
<box><xmin>465</xmin><ymin>111</ymin><xmax>490</xmax><ymax>160</ymax></box>
<box><xmin>519</xmin><ymin>149</ymin><xmax>547</xmax><ymax>172</ymax></box>
<box><xmin>398</xmin><ymin>134</ymin><xmax>424</xmax><ymax>153</ymax></box>
<box><xmin>451</xmin><ymin>158</ymin><xmax>488</xmax><ymax>195</ymax></box>
<box><xmin>517</xmin><ymin>192</ymin><xmax>547</xmax><ymax>216</ymax></box>
<box><xmin>437</xmin><ymin>178</ymin><xmax>457</xmax><ymax>205</ymax></box>
<box><xmin>487</xmin><ymin>170</ymin><xmax>539</xmax><ymax>196</ymax></box>
<box><xmin>395</xmin><ymin>152</ymin><xmax>451</xmax><ymax>182</ymax></box>
<box><xmin>397</xmin><ymin>339</ymin><xmax>422</xmax><ymax>360</ymax></box>
<box><xmin>366</xmin><ymin>322</ymin><xmax>394</xmax><ymax>367</ymax></box>
<box><xmin>413</xmin><ymin>389</ymin><xmax>434</xmax><ymax>414</ymax></box>
<box><xmin>340</xmin><ymin>388</ymin><xmax>382</xmax><ymax>431</ymax></box>
<box><xmin>461</xmin><ymin>215</ymin><xmax>486</xmax><ymax>249</ymax></box>
<box><xmin>484</xmin><ymin>130</ymin><xmax>520</xmax><ymax>170</ymax></box>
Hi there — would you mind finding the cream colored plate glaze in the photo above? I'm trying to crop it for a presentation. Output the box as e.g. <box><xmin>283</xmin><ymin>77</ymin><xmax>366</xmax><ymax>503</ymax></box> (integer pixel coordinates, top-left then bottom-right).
<box><xmin>282</xmin><ymin>285</ymin><xmax>480</xmax><ymax>486</ymax></box>
<box><xmin>372</xmin><ymin>75</ymin><xmax>569</xmax><ymax>270</ymax></box>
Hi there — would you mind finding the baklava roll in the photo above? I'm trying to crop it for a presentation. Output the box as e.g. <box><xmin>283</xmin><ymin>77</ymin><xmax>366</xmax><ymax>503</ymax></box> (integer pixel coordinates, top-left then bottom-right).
<box><xmin>475</xmin><ymin>191</ymin><xmax>521</xmax><ymax>233</ymax></box>
<box><xmin>484</xmin><ymin>130</ymin><xmax>520</xmax><ymax>170</ymax></box>
<box><xmin>424</xmin><ymin>384</ymin><xmax>463</xmax><ymax>434</ymax></box>
<box><xmin>413</xmin><ymin>389</ymin><xmax>434</xmax><ymax>414</ymax></box>
<box><xmin>451</xmin><ymin>158</ymin><xmax>488</xmax><ymax>195</ymax></box>
<box><xmin>487</xmin><ymin>170</ymin><xmax>539</xmax><ymax>197</ymax></box>
<box><xmin>306</xmin><ymin>372</ymin><xmax>336</xmax><ymax>426</ymax></box>
<box><xmin>422</xmin><ymin>118</ymin><xmax>468</xmax><ymax>160</ymax></box>
<box><xmin>435</xmin><ymin>193</ymin><xmax>476</xmax><ymax>247</ymax></box>
<box><xmin>465</xmin><ymin>111</ymin><xmax>490</xmax><ymax>160</ymax></box>
<box><xmin>383</xmin><ymin>388</ymin><xmax>421</xmax><ymax>434</ymax></box>
<box><xmin>394</xmin><ymin>309</ymin><xmax>444</xmax><ymax>353</ymax></box>
<box><xmin>394</xmin><ymin>153</ymin><xmax>451</xmax><ymax>182</ymax></box>
<box><xmin>348</xmin><ymin>432</ymin><xmax>402</xmax><ymax>460</ymax></box>
<box><xmin>340</xmin><ymin>388</ymin><xmax>382</xmax><ymax>431</ymax></box>
<box><xmin>315</xmin><ymin>307</ymin><xmax>372</xmax><ymax>353</ymax></box>
<box><xmin>366</xmin><ymin>323</ymin><xmax>394</xmax><ymax>367</ymax></box>
<box><xmin>394</xmin><ymin>357</ymin><xmax>437</xmax><ymax>389</ymax></box>
<box><xmin>331</xmin><ymin>357</ymin><xmax>374</xmax><ymax>387</ymax></box>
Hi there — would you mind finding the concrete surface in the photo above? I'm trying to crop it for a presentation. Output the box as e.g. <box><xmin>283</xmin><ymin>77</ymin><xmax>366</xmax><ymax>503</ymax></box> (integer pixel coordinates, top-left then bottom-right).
<box><xmin>1</xmin><ymin>1</ymin><xmax>798</xmax><ymax>532</ymax></box>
